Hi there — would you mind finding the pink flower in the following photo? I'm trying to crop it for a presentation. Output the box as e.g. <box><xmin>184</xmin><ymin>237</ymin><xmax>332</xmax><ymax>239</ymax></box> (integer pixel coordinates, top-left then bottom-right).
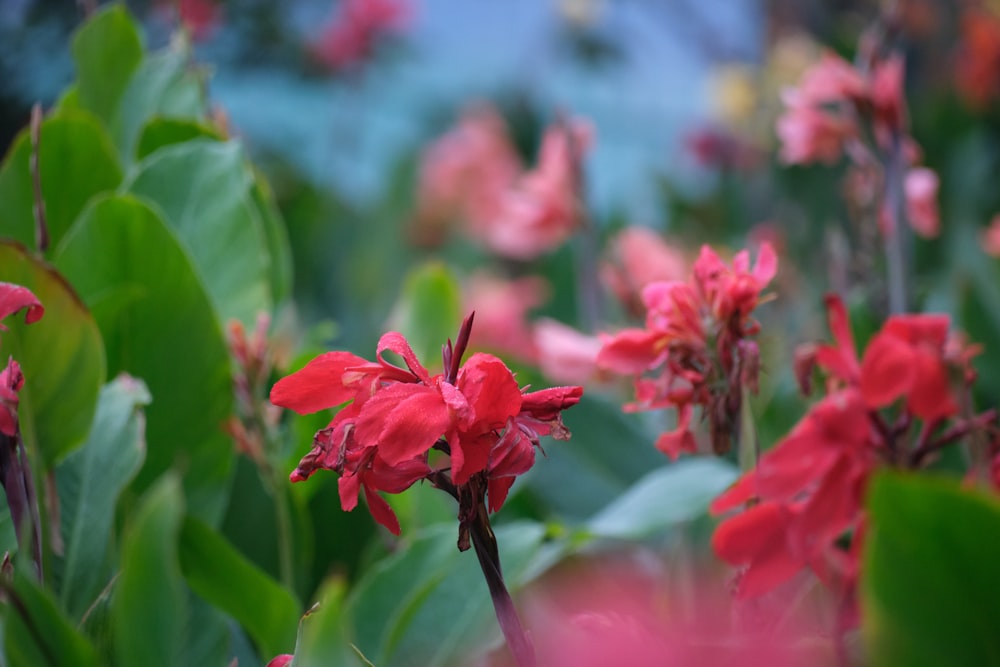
<box><xmin>178</xmin><ymin>0</ymin><xmax>221</xmax><ymax>41</ymax></box>
<box><xmin>310</xmin><ymin>0</ymin><xmax>411</xmax><ymax>72</ymax></box>
<box><xmin>265</xmin><ymin>656</ymin><xmax>293</xmax><ymax>667</ymax></box>
<box><xmin>412</xmin><ymin>105</ymin><xmax>522</xmax><ymax>246</ymax></box>
<box><xmin>533</xmin><ymin>318</ymin><xmax>602</xmax><ymax>385</ymax></box>
<box><xmin>776</xmin><ymin>93</ymin><xmax>854</xmax><ymax>165</ymax></box>
<box><xmin>0</xmin><ymin>282</ymin><xmax>43</xmax><ymax>436</ymax></box>
<box><xmin>481</xmin><ymin>118</ymin><xmax>593</xmax><ymax>260</ymax></box>
<box><xmin>598</xmin><ymin>244</ymin><xmax>776</xmax><ymax>458</ymax></box>
<box><xmin>600</xmin><ymin>226</ymin><xmax>688</xmax><ymax>317</ymax></box>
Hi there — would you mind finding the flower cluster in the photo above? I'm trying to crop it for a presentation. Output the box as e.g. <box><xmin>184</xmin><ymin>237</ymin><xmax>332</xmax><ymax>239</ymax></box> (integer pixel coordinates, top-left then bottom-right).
<box><xmin>414</xmin><ymin>104</ymin><xmax>592</xmax><ymax>260</ymax></box>
<box><xmin>711</xmin><ymin>295</ymin><xmax>993</xmax><ymax>608</ymax></box>
<box><xmin>597</xmin><ymin>243</ymin><xmax>776</xmax><ymax>459</ymax></box>
<box><xmin>777</xmin><ymin>49</ymin><xmax>940</xmax><ymax>238</ymax></box>
<box><xmin>270</xmin><ymin>314</ymin><xmax>582</xmax><ymax>535</ymax></box>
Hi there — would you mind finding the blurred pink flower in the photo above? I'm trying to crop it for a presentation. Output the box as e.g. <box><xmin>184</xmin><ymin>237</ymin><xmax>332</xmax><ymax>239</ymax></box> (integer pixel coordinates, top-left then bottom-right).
<box><xmin>264</xmin><ymin>656</ymin><xmax>293</xmax><ymax>667</ymax></box>
<box><xmin>507</xmin><ymin>559</ymin><xmax>832</xmax><ymax>667</ymax></box>
<box><xmin>533</xmin><ymin>318</ymin><xmax>601</xmax><ymax>385</ymax></box>
<box><xmin>903</xmin><ymin>167</ymin><xmax>940</xmax><ymax>238</ymax></box>
<box><xmin>310</xmin><ymin>0</ymin><xmax>411</xmax><ymax>72</ymax></box>
<box><xmin>776</xmin><ymin>95</ymin><xmax>854</xmax><ymax>165</ymax></box>
<box><xmin>481</xmin><ymin>118</ymin><xmax>593</xmax><ymax>260</ymax></box>
<box><xmin>178</xmin><ymin>0</ymin><xmax>221</xmax><ymax>41</ymax></box>
<box><xmin>982</xmin><ymin>214</ymin><xmax>1000</xmax><ymax>257</ymax></box>
<box><xmin>464</xmin><ymin>272</ymin><xmax>550</xmax><ymax>364</ymax></box>
<box><xmin>413</xmin><ymin>105</ymin><xmax>522</xmax><ymax>246</ymax></box>
<box><xmin>600</xmin><ymin>226</ymin><xmax>688</xmax><ymax>317</ymax></box>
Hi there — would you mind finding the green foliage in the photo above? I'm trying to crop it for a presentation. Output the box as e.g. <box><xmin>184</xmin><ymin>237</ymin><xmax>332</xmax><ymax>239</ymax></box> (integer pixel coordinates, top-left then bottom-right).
<box><xmin>388</xmin><ymin>261</ymin><xmax>463</xmax><ymax>367</ymax></box>
<box><xmin>70</xmin><ymin>5</ymin><xmax>143</xmax><ymax>128</ymax></box>
<box><xmin>55</xmin><ymin>376</ymin><xmax>150</xmax><ymax>621</ymax></box>
<box><xmin>0</xmin><ymin>242</ymin><xmax>105</xmax><ymax>465</ymax></box>
<box><xmin>864</xmin><ymin>473</ymin><xmax>1000</xmax><ymax>667</ymax></box>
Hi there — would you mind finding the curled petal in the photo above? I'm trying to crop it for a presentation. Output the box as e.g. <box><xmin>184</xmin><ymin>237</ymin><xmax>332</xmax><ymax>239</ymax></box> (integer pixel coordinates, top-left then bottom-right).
<box><xmin>377</xmin><ymin>331</ymin><xmax>431</xmax><ymax>383</ymax></box>
<box><xmin>0</xmin><ymin>283</ymin><xmax>44</xmax><ymax>331</ymax></box>
<box><xmin>519</xmin><ymin>385</ymin><xmax>583</xmax><ymax>422</ymax></box>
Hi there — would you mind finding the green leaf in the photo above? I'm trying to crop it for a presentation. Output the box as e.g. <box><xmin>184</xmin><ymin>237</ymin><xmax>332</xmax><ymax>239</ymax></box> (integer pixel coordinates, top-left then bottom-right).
<box><xmin>251</xmin><ymin>178</ymin><xmax>294</xmax><ymax>305</ymax></box>
<box><xmin>863</xmin><ymin>473</ymin><xmax>1000</xmax><ymax>667</ymax></box>
<box><xmin>70</xmin><ymin>5</ymin><xmax>143</xmax><ymax>127</ymax></box>
<box><xmin>55</xmin><ymin>375</ymin><xmax>150</xmax><ymax>621</ymax></box>
<box><xmin>136</xmin><ymin>118</ymin><xmax>222</xmax><ymax>161</ymax></box>
<box><xmin>292</xmin><ymin>578</ymin><xmax>359</xmax><ymax>667</ymax></box>
<box><xmin>0</xmin><ymin>242</ymin><xmax>106</xmax><ymax>466</ymax></box>
<box><xmin>348</xmin><ymin>522</ymin><xmax>547</xmax><ymax>667</ymax></box>
<box><xmin>585</xmin><ymin>458</ymin><xmax>739</xmax><ymax>539</ymax></box>
<box><xmin>53</xmin><ymin>195</ymin><xmax>234</xmax><ymax>523</ymax></box>
<box><xmin>2</xmin><ymin>569</ymin><xmax>98</xmax><ymax>667</ymax></box>
<box><xmin>387</xmin><ymin>262</ymin><xmax>462</xmax><ymax>368</ymax></box>
<box><xmin>112</xmin><ymin>474</ymin><xmax>187</xmax><ymax>667</ymax></box>
<box><xmin>111</xmin><ymin>47</ymin><xmax>208</xmax><ymax>161</ymax></box>
<box><xmin>0</xmin><ymin>111</ymin><xmax>122</xmax><ymax>252</ymax></box>
<box><xmin>126</xmin><ymin>140</ymin><xmax>273</xmax><ymax>325</ymax></box>
<box><xmin>178</xmin><ymin>515</ymin><xmax>300</xmax><ymax>658</ymax></box>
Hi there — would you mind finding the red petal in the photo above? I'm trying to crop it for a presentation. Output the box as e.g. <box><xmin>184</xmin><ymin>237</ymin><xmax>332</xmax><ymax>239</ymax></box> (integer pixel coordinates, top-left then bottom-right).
<box><xmin>370</xmin><ymin>452</ymin><xmax>430</xmax><ymax>493</ymax></box>
<box><xmin>0</xmin><ymin>282</ymin><xmax>44</xmax><ymax>329</ymax></box>
<box><xmin>451</xmin><ymin>432</ymin><xmax>493</xmax><ymax>485</ymax></box>
<box><xmin>712</xmin><ymin>501</ymin><xmax>801</xmax><ymax>598</ymax></box>
<box><xmin>859</xmin><ymin>331</ymin><xmax>915</xmax><ymax>409</ymax></box>
<box><xmin>596</xmin><ymin>329</ymin><xmax>665</xmax><ymax>374</ymax></box>
<box><xmin>906</xmin><ymin>348</ymin><xmax>958</xmax><ymax>420</ymax></box>
<box><xmin>752</xmin><ymin>241</ymin><xmax>778</xmax><ymax>286</ymax></box>
<box><xmin>355</xmin><ymin>383</ymin><xmax>451</xmax><ymax>464</ymax></box>
<box><xmin>338</xmin><ymin>470</ymin><xmax>362</xmax><ymax>512</ymax></box>
<box><xmin>791</xmin><ymin>454</ymin><xmax>864</xmax><ymax>561</ymax></box>
<box><xmin>488</xmin><ymin>477</ymin><xmax>517</xmax><ymax>513</ymax></box>
<box><xmin>363</xmin><ymin>484</ymin><xmax>401</xmax><ymax>535</ymax></box>
<box><xmin>458</xmin><ymin>353</ymin><xmax>522</xmax><ymax>430</ymax></box>
<box><xmin>270</xmin><ymin>351</ymin><xmax>369</xmax><ymax>414</ymax></box>
<box><xmin>884</xmin><ymin>313</ymin><xmax>949</xmax><ymax>347</ymax></box>
<box><xmin>823</xmin><ymin>294</ymin><xmax>858</xmax><ymax>369</ymax></box>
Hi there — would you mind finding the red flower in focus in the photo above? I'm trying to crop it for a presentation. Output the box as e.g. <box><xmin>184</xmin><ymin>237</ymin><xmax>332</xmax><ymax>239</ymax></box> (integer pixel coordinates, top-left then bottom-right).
<box><xmin>597</xmin><ymin>243</ymin><xmax>776</xmax><ymax>458</ymax></box>
<box><xmin>270</xmin><ymin>314</ymin><xmax>582</xmax><ymax>534</ymax></box>
<box><xmin>310</xmin><ymin>0</ymin><xmax>411</xmax><ymax>72</ymax></box>
<box><xmin>711</xmin><ymin>295</ymin><xmax>993</xmax><ymax>612</ymax></box>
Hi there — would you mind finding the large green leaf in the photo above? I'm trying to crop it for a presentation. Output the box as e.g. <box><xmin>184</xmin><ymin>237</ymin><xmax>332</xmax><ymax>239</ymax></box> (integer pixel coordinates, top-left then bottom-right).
<box><xmin>136</xmin><ymin>118</ymin><xmax>222</xmax><ymax>161</ymax></box>
<box><xmin>2</xmin><ymin>569</ymin><xmax>98</xmax><ymax>667</ymax></box>
<box><xmin>126</xmin><ymin>140</ymin><xmax>273</xmax><ymax>325</ymax></box>
<box><xmin>111</xmin><ymin>48</ymin><xmax>208</xmax><ymax>161</ymax></box>
<box><xmin>0</xmin><ymin>111</ymin><xmax>122</xmax><ymax>252</ymax></box>
<box><xmin>55</xmin><ymin>375</ymin><xmax>150</xmax><ymax>621</ymax></box>
<box><xmin>178</xmin><ymin>515</ymin><xmax>300</xmax><ymax>659</ymax></box>
<box><xmin>53</xmin><ymin>195</ymin><xmax>234</xmax><ymax>523</ymax></box>
<box><xmin>251</xmin><ymin>178</ymin><xmax>294</xmax><ymax>305</ymax></box>
<box><xmin>387</xmin><ymin>262</ymin><xmax>463</xmax><ymax>367</ymax></box>
<box><xmin>348</xmin><ymin>522</ymin><xmax>547</xmax><ymax>667</ymax></box>
<box><xmin>863</xmin><ymin>473</ymin><xmax>1000</xmax><ymax>667</ymax></box>
<box><xmin>585</xmin><ymin>458</ymin><xmax>739</xmax><ymax>539</ymax></box>
<box><xmin>70</xmin><ymin>5</ymin><xmax>143</xmax><ymax>128</ymax></box>
<box><xmin>112</xmin><ymin>475</ymin><xmax>187</xmax><ymax>667</ymax></box>
<box><xmin>0</xmin><ymin>242</ymin><xmax>105</xmax><ymax>466</ymax></box>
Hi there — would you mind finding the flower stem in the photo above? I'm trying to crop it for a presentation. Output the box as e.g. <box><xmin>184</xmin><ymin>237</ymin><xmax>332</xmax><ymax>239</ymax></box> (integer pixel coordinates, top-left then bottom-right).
<box><xmin>882</xmin><ymin>130</ymin><xmax>908</xmax><ymax>315</ymax></box>
<box><xmin>469</xmin><ymin>505</ymin><xmax>535</xmax><ymax>667</ymax></box>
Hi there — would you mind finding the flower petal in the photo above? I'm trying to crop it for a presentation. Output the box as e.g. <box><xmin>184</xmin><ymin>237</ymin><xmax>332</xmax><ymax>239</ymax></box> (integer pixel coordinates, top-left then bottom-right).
<box><xmin>270</xmin><ymin>351</ymin><xmax>369</xmax><ymax>414</ymax></box>
<box><xmin>596</xmin><ymin>329</ymin><xmax>665</xmax><ymax>374</ymax></box>
<box><xmin>0</xmin><ymin>282</ymin><xmax>44</xmax><ymax>330</ymax></box>
<box><xmin>377</xmin><ymin>331</ymin><xmax>431</xmax><ymax>383</ymax></box>
<box><xmin>363</xmin><ymin>484</ymin><xmax>401</xmax><ymax>535</ymax></box>
<box><xmin>355</xmin><ymin>382</ymin><xmax>451</xmax><ymax>464</ymax></box>
<box><xmin>859</xmin><ymin>331</ymin><xmax>916</xmax><ymax>409</ymax></box>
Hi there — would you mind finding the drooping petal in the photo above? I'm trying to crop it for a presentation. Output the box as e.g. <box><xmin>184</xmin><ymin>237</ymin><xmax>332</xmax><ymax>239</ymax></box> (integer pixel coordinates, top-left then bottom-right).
<box><xmin>270</xmin><ymin>351</ymin><xmax>369</xmax><ymax>414</ymax></box>
<box><xmin>363</xmin><ymin>484</ymin><xmax>401</xmax><ymax>535</ymax></box>
<box><xmin>369</xmin><ymin>452</ymin><xmax>430</xmax><ymax>493</ymax></box>
<box><xmin>0</xmin><ymin>283</ymin><xmax>44</xmax><ymax>332</ymax></box>
<box><xmin>338</xmin><ymin>469</ymin><xmax>363</xmax><ymax>512</ymax></box>
<box><xmin>487</xmin><ymin>476</ymin><xmax>517</xmax><ymax>513</ymax></box>
<box><xmin>355</xmin><ymin>382</ymin><xmax>451</xmax><ymax>464</ymax></box>
<box><xmin>652</xmin><ymin>405</ymin><xmax>696</xmax><ymax>459</ymax></box>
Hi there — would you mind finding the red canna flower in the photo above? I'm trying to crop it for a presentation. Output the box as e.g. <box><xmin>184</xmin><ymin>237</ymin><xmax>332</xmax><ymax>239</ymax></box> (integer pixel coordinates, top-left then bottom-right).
<box><xmin>597</xmin><ymin>243</ymin><xmax>776</xmax><ymax>458</ymax></box>
<box><xmin>270</xmin><ymin>314</ymin><xmax>582</xmax><ymax>534</ymax></box>
<box><xmin>711</xmin><ymin>294</ymin><xmax>994</xmax><ymax>614</ymax></box>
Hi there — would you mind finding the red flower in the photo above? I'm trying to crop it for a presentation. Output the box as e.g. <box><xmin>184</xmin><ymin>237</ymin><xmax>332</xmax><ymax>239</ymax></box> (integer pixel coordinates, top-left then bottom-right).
<box><xmin>310</xmin><ymin>0</ymin><xmax>411</xmax><ymax>72</ymax></box>
<box><xmin>0</xmin><ymin>282</ymin><xmax>43</xmax><ymax>436</ymax></box>
<box><xmin>270</xmin><ymin>314</ymin><xmax>582</xmax><ymax>534</ymax></box>
<box><xmin>712</xmin><ymin>295</ymin><xmax>992</xmax><ymax>609</ymax></box>
<box><xmin>597</xmin><ymin>243</ymin><xmax>776</xmax><ymax>457</ymax></box>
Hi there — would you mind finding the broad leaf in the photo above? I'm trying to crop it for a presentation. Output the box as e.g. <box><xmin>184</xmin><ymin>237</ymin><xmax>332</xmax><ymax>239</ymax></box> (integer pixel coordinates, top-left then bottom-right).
<box><xmin>292</xmin><ymin>578</ymin><xmax>359</xmax><ymax>667</ymax></box>
<box><xmin>56</xmin><ymin>375</ymin><xmax>150</xmax><ymax>621</ymax></box>
<box><xmin>178</xmin><ymin>515</ymin><xmax>300</xmax><ymax>659</ymax></box>
<box><xmin>136</xmin><ymin>118</ymin><xmax>222</xmax><ymax>161</ymax></box>
<box><xmin>112</xmin><ymin>474</ymin><xmax>187</xmax><ymax>667</ymax></box>
<box><xmin>863</xmin><ymin>473</ymin><xmax>1000</xmax><ymax>667</ymax></box>
<box><xmin>0</xmin><ymin>242</ymin><xmax>105</xmax><ymax>466</ymax></box>
<box><xmin>126</xmin><ymin>140</ymin><xmax>273</xmax><ymax>325</ymax></box>
<box><xmin>53</xmin><ymin>195</ymin><xmax>234</xmax><ymax>523</ymax></box>
<box><xmin>0</xmin><ymin>111</ymin><xmax>122</xmax><ymax>252</ymax></box>
<box><xmin>586</xmin><ymin>458</ymin><xmax>739</xmax><ymax>539</ymax></box>
<box><xmin>2</xmin><ymin>569</ymin><xmax>98</xmax><ymax>667</ymax></box>
<box><xmin>70</xmin><ymin>4</ymin><xmax>143</xmax><ymax>127</ymax></box>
